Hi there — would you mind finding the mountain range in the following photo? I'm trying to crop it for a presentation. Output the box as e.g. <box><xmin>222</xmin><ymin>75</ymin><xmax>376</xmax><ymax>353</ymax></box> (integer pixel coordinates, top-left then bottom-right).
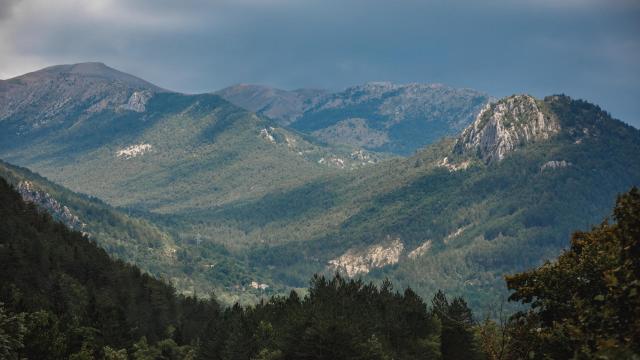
<box><xmin>217</xmin><ymin>82</ymin><xmax>490</xmax><ymax>155</ymax></box>
<box><xmin>0</xmin><ymin>63</ymin><xmax>385</xmax><ymax>214</ymax></box>
<box><xmin>1</xmin><ymin>62</ymin><xmax>639</xmax><ymax>308</ymax></box>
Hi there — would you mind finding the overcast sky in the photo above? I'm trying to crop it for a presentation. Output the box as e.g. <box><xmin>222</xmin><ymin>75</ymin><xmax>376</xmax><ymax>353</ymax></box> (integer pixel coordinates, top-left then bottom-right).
<box><xmin>1</xmin><ymin>0</ymin><xmax>639</xmax><ymax>126</ymax></box>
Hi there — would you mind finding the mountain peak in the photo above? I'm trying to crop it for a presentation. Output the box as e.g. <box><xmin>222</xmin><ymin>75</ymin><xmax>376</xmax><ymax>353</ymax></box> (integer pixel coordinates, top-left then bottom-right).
<box><xmin>454</xmin><ymin>94</ymin><xmax>561</xmax><ymax>163</ymax></box>
<box><xmin>0</xmin><ymin>63</ymin><xmax>166</xmax><ymax>134</ymax></box>
<box><xmin>62</xmin><ymin>61</ymin><xmax>109</xmax><ymax>70</ymax></box>
<box><xmin>27</xmin><ymin>62</ymin><xmax>164</xmax><ymax>91</ymax></box>
<box><xmin>2</xmin><ymin>62</ymin><xmax>164</xmax><ymax>94</ymax></box>
<box><xmin>63</xmin><ymin>62</ymin><xmax>118</xmax><ymax>76</ymax></box>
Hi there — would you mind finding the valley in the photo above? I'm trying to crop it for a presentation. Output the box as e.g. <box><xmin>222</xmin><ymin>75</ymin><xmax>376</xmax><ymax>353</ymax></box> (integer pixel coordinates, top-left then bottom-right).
<box><xmin>2</xmin><ymin>0</ymin><xmax>638</xmax><ymax>356</ymax></box>
<box><xmin>1</xmin><ymin>63</ymin><xmax>639</xmax><ymax>309</ymax></box>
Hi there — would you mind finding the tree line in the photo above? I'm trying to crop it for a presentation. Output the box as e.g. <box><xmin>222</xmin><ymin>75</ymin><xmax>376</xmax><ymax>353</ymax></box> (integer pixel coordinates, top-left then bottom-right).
<box><xmin>1</xmin><ymin>177</ymin><xmax>638</xmax><ymax>359</ymax></box>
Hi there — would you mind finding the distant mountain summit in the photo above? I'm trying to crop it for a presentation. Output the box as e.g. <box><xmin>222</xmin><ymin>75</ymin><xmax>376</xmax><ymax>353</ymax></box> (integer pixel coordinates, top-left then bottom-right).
<box><xmin>218</xmin><ymin>82</ymin><xmax>491</xmax><ymax>155</ymax></box>
<box><xmin>215</xmin><ymin>84</ymin><xmax>327</xmax><ymax>126</ymax></box>
<box><xmin>453</xmin><ymin>94</ymin><xmax>636</xmax><ymax>164</ymax></box>
<box><xmin>454</xmin><ymin>95</ymin><xmax>561</xmax><ymax>163</ymax></box>
<box><xmin>35</xmin><ymin>62</ymin><xmax>163</xmax><ymax>89</ymax></box>
<box><xmin>0</xmin><ymin>62</ymin><xmax>164</xmax><ymax>141</ymax></box>
<box><xmin>0</xmin><ymin>63</ymin><xmax>379</xmax><ymax>213</ymax></box>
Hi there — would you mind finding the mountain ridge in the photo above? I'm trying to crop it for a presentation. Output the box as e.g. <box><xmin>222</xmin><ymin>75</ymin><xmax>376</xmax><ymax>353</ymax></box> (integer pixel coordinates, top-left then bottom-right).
<box><xmin>2</xmin><ymin>63</ymin><xmax>639</xmax><ymax>310</ymax></box>
<box><xmin>215</xmin><ymin>83</ymin><xmax>327</xmax><ymax>126</ymax></box>
<box><xmin>0</xmin><ymin>64</ymin><xmax>382</xmax><ymax>215</ymax></box>
<box><xmin>0</xmin><ymin>62</ymin><xmax>167</xmax><ymax>147</ymax></box>
<box><xmin>218</xmin><ymin>81</ymin><xmax>491</xmax><ymax>155</ymax></box>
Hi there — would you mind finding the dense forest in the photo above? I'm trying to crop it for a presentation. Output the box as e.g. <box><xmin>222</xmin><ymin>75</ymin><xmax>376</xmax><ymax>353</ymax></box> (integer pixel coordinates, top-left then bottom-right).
<box><xmin>1</xmin><ymin>177</ymin><xmax>638</xmax><ymax>359</ymax></box>
<box><xmin>3</xmin><ymin>67</ymin><xmax>640</xmax><ymax>310</ymax></box>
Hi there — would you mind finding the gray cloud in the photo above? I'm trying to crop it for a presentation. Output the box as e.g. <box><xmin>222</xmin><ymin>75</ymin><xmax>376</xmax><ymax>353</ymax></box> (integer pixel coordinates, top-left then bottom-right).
<box><xmin>0</xmin><ymin>0</ymin><xmax>21</xmax><ymax>20</ymax></box>
<box><xmin>0</xmin><ymin>0</ymin><xmax>638</xmax><ymax>126</ymax></box>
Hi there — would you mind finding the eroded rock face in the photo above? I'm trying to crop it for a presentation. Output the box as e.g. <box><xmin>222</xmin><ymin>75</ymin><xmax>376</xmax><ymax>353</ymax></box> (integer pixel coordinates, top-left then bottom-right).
<box><xmin>350</xmin><ymin>149</ymin><xmax>376</xmax><ymax>164</ymax></box>
<box><xmin>454</xmin><ymin>95</ymin><xmax>560</xmax><ymax>163</ymax></box>
<box><xmin>117</xmin><ymin>143</ymin><xmax>153</xmax><ymax>159</ymax></box>
<box><xmin>438</xmin><ymin>157</ymin><xmax>470</xmax><ymax>172</ymax></box>
<box><xmin>408</xmin><ymin>240</ymin><xmax>432</xmax><ymax>259</ymax></box>
<box><xmin>259</xmin><ymin>126</ymin><xmax>380</xmax><ymax>170</ymax></box>
<box><xmin>541</xmin><ymin>160</ymin><xmax>571</xmax><ymax>172</ymax></box>
<box><xmin>122</xmin><ymin>90</ymin><xmax>153</xmax><ymax>112</ymax></box>
<box><xmin>328</xmin><ymin>237</ymin><xmax>404</xmax><ymax>277</ymax></box>
<box><xmin>17</xmin><ymin>181</ymin><xmax>86</xmax><ymax>232</ymax></box>
<box><xmin>259</xmin><ymin>127</ymin><xmax>277</xmax><ymax>144</ymax></box>
<box><xmin>317</xmin><ymin>156</ymin><xmax>346</xmax><ymax>169</ymax></box>
<box><xmin>443</xmin><ymin>225</ymin><xmax>469</xmax><ymax>244</ymax></box>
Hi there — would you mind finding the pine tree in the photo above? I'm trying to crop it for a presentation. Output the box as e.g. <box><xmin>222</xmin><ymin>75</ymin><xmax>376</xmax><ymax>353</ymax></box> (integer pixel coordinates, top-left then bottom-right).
<box><xmin>0</xmin><ymin>303</ymin><xmax>25</xmax><ymax>360</ymax></box>
<box><xmin>104</xmin><ymin>346</ymin><xmax>129</xmax><ymax>360</ymax></box>
<box><xmin>431</xmin><ymin>291</ymin><xmax>481</xmax><ymax>360</ymax></box>
<box><xmin>131</xmin><ymin>336</ymin><xmax>161</xmax><ymax>360</ymax></box>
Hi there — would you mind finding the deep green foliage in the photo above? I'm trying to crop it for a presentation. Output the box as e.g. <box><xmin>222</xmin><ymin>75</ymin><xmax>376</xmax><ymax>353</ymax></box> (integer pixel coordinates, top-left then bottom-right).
<box><xmin>0</xmin><ymin>160</ymin><xmax>272</xmax><ymax>305</ymax></box>
<box><xmin>244</xmin><ymin>95</ymin><xmax>640</xmax><ymax>310</ymax></box>
<box><xmin>198</xmin><ymin>275</ymin><xmax>446</xmax><ymax>360</ymax></box>
<box><xmin>431</xmin><ymin>291</ymin><xmax>482</xmax><ymax>360</ymax></box>
<box><xmin>3</xmin><ymin>171</ymin><xmax>640</xmax><ymax>359</ymax></box>
<box><xmin>505</xmin><ymin>187</ymin><xmax>640</xmax><ymax>358</ymax></box>
<box><xmin>0</xmin><ymin>177</ymin><xmax>218</xmax><ymax>358</ymax></box>
<box><xmin>1</xmin><ymin>176</ymin><xmax>485</xmax><ymax>359</ymax></box>
<box><xmin>0</xmin><ymin>302</ymin><xmax>26</xmax><ymax>359</ymax></box>
<box><xmin>3</xmin><ymin>86</ymin><xmax>639</xmax><ymax>313</ymax></box>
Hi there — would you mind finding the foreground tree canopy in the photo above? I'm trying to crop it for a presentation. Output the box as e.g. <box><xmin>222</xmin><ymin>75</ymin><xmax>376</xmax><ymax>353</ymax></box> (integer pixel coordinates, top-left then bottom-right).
<box><xmin>505</xmin><ymin>187</ymin><xmax>640</xmax><ymax>358</ymax></box>
<box><xmin>1</xmin><ymin>176</ymin><xmax>638</xmax><ymax>359</ymax></box>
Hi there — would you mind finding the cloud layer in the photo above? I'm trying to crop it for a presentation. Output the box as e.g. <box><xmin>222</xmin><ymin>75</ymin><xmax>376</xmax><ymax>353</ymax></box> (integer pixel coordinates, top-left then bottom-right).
<box><xmin>1</xmin><ymin>0</ymin><xmax>638</xmax><ymax>126</ymax></box>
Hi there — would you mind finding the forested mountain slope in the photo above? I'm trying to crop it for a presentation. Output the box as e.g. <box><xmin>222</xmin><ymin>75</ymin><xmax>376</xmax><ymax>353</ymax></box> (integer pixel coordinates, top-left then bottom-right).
<box><xmin>2</xmin><ymin>63</ymin><xmax>639</xmax><ymax>311</ymax></box>
<box><xmin>0</xmin><ymin>160</ymin><xmax>172</xmax><ymax>262</ymax></box>
<box><xmin>0</xmin><ymin>160</ymin><xmax>282</xmax><ymax>304</ymax></box>
<box><xmin>0</xmin><ymin>178</ymin><xmax>485</xmax><ymax>359</ymax></box>
<box><xmin>292</xmin><ymin>82</ymin><xmax>490</xmax><ymax>155</ymax></box>
<box><xmin>3</xmin><ymin>172</ymin><xmax>636</xmax><ymax>359</ymax></box>
<box><xmin>97</xmin><ymin>93</ymin><xmax>639</xmax><ymax>309</ymax></box>
<box><xmin>218</xmin><ymin>95</ymin><xmax>640</xmax><ymax>308</ymax></box>
<box><xmin>0</xmin><ymin>62</ymin><xmax>164</xmax><ymax>131</ymax></box>
<box><xmin>0</xmin><ymin>177</ymin><xmax>219</xmax><ymax>359</ymax></box>
<box><xmin>0</xmin><ymin>63</ymin><xmax>379</xmax><ymax>215</ymax></box>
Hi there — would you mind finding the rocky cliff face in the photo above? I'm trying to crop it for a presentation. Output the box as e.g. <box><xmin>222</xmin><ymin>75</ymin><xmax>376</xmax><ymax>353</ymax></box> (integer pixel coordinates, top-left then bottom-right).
<box><xmin>454</xmin><ymin>95</ymin><xmax>561</xmax><ymax>163</ymax></box>
<box><xmin>541</xmin><ymin>160</ymin><xmax>571</xmax><ymax>172</ymax></box>
<box><xmin>17</xmin><ymin>180</ymin><xmax>86</xmax><ymax>232</ymax></box>
<box><xmin>121</xmin><ymin>90</ymin><xmax>154</xmax><ymax>112</ymax></box>
<box><xmin>328</xmin><ymin>237</ymin><xmax>404</xmax><ymax>277</ymax></box>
